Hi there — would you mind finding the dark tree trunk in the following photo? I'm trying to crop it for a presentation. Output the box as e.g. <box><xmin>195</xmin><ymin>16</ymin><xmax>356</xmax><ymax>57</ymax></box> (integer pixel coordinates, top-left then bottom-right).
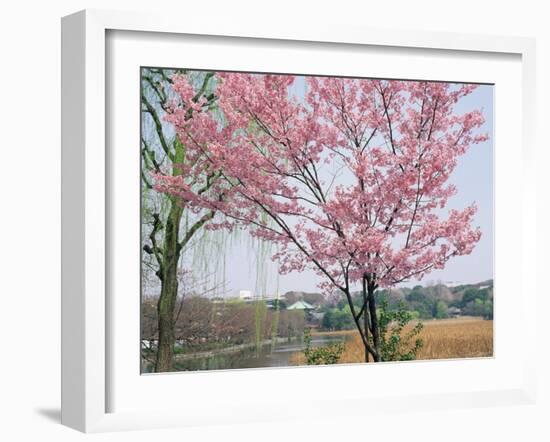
<box><xmin>154</xmin><ymin>202</ymin><xmax>183</xmax><ymax>372</ymax></box>
<box><xmin>363</xmin><ymin>313</ymin><xmax>369</xmax><ymax>363</ymax></box>
<box><xmin>367</xmin><ymin>283</ymin><xmax>382</xmax><ymax>362</ymax></box>
<box><xmin>362</xmin><ymin>276</ymin><xmax>369</xmax><ymax>363</ymax></box>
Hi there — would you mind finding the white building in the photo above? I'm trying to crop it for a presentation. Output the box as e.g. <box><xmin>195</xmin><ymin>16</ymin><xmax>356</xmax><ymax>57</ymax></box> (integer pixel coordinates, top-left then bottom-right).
<box><xmin>239</xmin><ymin>290</ymin><xmax>254</xmax><ymax>300</ymax></box>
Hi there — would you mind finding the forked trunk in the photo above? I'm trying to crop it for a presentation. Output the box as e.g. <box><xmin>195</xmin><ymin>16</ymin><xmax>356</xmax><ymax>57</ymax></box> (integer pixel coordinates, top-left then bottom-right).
<box><xmin>360</xmin><ymin>276</ymin><xmax>381</xmax><ymax>363</ymax></box>
<box><xmin>367</xmin><ymin>285</ymin><xmax>382</xmax><ymax>362</ymax></box>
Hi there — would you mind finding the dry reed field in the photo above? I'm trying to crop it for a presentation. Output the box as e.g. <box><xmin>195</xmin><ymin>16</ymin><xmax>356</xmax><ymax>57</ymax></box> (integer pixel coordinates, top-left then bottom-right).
<box><xmin>414</xmin><ymin>317</ymin><xmax>493</xmax><ymax>360</ymax></box>
<box><xmin>291</xmin><ymin>317</ymin><xmax>493</xmax><ymax>365</ymax></box>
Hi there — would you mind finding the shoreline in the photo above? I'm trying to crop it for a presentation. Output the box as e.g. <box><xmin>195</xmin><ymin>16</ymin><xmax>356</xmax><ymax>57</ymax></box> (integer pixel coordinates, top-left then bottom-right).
<box><xmin>173</xmin><ymin>336</ymin><xmax>299</xmax><ymax>361</ymax></box>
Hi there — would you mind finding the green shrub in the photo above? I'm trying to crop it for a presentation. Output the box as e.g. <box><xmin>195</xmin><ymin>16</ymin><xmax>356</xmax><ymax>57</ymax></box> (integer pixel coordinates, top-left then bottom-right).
<box><xmin>377</xmin><ymin>300</ymin><xmax>424</xmax><ymax>361</ymax></box>
<box><xmin>303</xmin><ymin>328</ymin><xmax>345</xmax><ymax>365</ymax></box>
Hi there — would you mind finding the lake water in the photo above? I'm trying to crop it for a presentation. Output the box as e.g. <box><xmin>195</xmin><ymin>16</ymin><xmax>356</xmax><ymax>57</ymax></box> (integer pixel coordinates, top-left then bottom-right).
<box><xmin>173</xmin><ymin>334</ymin><xmax>348</xmax><ymax>371</ymax></box>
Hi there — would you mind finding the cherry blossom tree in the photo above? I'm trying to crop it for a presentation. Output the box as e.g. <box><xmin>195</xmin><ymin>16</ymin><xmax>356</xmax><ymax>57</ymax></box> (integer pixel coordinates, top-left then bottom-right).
<box><xmin>155</xmin><ymin>72</ymin><xmax>488</xmax><ymax>362</ymax></box>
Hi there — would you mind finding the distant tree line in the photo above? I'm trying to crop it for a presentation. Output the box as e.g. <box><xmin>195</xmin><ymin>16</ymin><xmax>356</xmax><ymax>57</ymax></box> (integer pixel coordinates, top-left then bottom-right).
<box><xmin>318</xmin><ymin>281</ymin><xmax>493</xmax><ymax>331</ymax></box>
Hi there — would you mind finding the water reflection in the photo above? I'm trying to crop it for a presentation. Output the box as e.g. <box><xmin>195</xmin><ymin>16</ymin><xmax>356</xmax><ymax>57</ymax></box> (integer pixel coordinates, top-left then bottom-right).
<box><xmin>171</xmin><ymin>334</ymin><xmax>348</xmax><ymax>372</ymax></box>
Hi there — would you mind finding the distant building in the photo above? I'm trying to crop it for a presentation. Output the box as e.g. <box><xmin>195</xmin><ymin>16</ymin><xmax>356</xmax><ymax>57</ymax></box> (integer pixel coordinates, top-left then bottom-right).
<box><xmin>236</xmin><ymin>290</ymin><xmax>283</xmax><ymax>302</ymax></box>
<box><xmin>287</xmin><ymin>300</ymin><xmax>314</xmax><ymax>310</ymax></box>
<box><xmin>444</xmin><ymin>281</ymin><xmax>463</xmax><ymax>288</ymax></box>
<box><xmin>448</xmin><ymin>306</ymin><xmax>462</xmax><ymax>318</ymax></box>
<box><xmin>239</xmin><ymin>290</ymin><xmax>254</xmax><ymax>300</ymax></box>
<box><xmin>310</xmin><ymin>312</ymin><xmax>325</xmax><ymax>321</ymax></box>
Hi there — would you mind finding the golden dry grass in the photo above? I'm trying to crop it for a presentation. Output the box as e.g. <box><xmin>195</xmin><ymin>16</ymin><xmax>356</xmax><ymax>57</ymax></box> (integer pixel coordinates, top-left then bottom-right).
<box><xmin>414</xmin><ymin>317</ymin><xmax>493</xmax><ymax>360</ymax></box>
<box><xmin>290</xmin><ymin>317</ymin><xmax>493</xmax><ymax>365</ymax></box>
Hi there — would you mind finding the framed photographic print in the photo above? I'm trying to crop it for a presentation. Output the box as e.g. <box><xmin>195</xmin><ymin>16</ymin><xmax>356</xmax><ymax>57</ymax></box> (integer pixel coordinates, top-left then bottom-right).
<box><xmin>139</xmin><ymin>67</ymin><xmax>494</xmax><ymax>374</ymax></box>
<box><xmin>61</xmin><ymin>9</ymin><xmax>537</xmax><ymax>433</ymax></box>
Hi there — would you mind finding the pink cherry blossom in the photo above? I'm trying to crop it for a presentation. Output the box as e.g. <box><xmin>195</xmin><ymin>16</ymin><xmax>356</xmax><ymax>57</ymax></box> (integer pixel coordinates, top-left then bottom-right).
<box><xmin>154</xmin><ymin>72</ymin><xmax>488</xmax><ymax>361</ymax></box>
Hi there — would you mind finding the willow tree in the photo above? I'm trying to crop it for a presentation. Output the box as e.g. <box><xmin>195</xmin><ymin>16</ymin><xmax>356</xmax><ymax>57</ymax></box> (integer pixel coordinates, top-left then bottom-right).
<box><xmin>141</xmin><ymin>68</ymin><xmax>219</xmax><ymax>372</ymax></box>
<box><xmin>156</xmin><ymin>73</ymin><xmax>488</xmax><ymax>363</ymax></box>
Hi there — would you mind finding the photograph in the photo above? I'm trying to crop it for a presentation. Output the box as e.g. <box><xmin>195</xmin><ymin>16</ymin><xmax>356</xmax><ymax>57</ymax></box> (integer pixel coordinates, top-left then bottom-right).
<box><xmin>1</xmin><ymin>0</ymin><xmax>545</xmax><ymax>439</ymax></box>
<box><xmin>139</xmin><ymin>68</ymin><xmax>494</xmax><ymax>374</ymax></box>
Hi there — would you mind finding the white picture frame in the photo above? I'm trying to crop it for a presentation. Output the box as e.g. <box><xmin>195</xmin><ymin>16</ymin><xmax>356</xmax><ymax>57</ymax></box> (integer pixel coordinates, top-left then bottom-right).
<box><xmin>61</xmin><ymin>9</ymin><xmax>537</xmax><ymax>433</ymax></box>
